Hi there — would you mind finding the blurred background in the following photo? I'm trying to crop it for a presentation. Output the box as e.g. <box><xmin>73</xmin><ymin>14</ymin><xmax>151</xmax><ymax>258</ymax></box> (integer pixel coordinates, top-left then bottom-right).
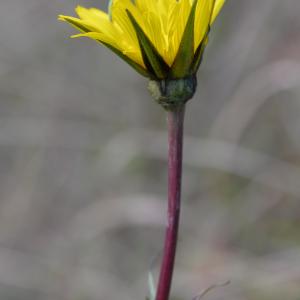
<box><xmin>0</xmin><ymin>0</ymin><xmax>300</xmax><ymax>299</ymax></box>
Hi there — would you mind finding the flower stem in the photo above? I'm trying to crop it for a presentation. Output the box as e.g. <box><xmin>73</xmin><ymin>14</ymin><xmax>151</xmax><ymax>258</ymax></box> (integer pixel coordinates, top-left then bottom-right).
<box><xmin>156</xmin><ymin>105</ymin><xmax>185</xmax><ymax>300</ymax></box>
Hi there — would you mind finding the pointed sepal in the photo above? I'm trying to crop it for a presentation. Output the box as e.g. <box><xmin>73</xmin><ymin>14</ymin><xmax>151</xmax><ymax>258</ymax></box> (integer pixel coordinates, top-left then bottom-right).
<box><xmin>126</xmin><ymin>10</ymin><xmax>169</xmax><ymax>79</ymax></box>
<box><xmin>190</xmin><ymin>27</ymin><xmax>210</xmax><ymax>74</ymax></box>
<box><xmin>170</xmin><ymin>0</ymin><xmax>198</xmax><ymax>78</ymax></box>
<box><xmin>102</xmin><ymin>42</ymin><xmax>152</xmax><ymax>78</ymax></box>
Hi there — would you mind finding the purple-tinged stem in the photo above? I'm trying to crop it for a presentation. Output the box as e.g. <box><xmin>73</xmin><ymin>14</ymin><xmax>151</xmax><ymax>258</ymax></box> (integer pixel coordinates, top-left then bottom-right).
<box><xmin>156</xmin><ymin>105</ymin><xmax>185</xmax><ymax>300</ymax></box>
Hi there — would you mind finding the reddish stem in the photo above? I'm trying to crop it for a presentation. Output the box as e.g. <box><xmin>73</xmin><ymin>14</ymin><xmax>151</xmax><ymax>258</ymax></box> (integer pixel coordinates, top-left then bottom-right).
<box><xmin>156</xmin><ymin>105</ymin><xmax>185</xmax><ymax>300</ymax></box>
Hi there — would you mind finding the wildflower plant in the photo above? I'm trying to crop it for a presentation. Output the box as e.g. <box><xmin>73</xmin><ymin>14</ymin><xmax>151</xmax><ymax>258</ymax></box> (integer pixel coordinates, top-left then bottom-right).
<box><xmin>59</xmin><ymin>0</ymin><xmax>226</xmax><ymax>299</ymax></box>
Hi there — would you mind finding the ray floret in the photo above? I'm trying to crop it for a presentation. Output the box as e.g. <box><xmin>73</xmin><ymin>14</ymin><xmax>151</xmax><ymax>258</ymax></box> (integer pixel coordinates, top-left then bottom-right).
<box><xmin>59</xmin><ymin>0</ymin><xmax>225</xmax><ymax>79</ymax></box>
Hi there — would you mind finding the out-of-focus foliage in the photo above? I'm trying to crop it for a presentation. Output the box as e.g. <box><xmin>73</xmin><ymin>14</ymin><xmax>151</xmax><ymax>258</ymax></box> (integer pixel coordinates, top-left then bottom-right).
<box><xmin>0</xmin><ymin>0</ymin><xmax>300</xmax><ymax>299</ymax></box>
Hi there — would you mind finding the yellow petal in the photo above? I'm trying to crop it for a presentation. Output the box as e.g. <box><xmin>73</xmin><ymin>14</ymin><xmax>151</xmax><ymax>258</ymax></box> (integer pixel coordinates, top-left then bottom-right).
<box><xmin>211</xmin><ymin>0</ymin><xmax>226</xmax><ymax>24</ymax></box>
<box><xmin>59</xmin><ymin>0</ymin><xmax>226</xmax><ymax>72</ymax></box>
<box><xmin>59</xmin><ymin>15</ymin><xmax>101</xmax><ymax>33</ymax></box>
<box><xmin>194</xmin><ymin>0</ymin><xmax>211</xmax><ymax>50</ymax></box>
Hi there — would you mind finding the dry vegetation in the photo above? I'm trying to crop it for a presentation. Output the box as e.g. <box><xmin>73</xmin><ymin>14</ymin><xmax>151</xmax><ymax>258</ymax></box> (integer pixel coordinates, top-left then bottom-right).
<box><xmin>0</xmin><ymin>0</ymin><xmax>300</xmax><ymax>299</ymax></box>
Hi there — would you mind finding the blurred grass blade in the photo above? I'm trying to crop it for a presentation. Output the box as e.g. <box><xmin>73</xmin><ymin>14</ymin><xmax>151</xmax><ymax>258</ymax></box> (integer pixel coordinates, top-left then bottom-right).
<box><xmin>148</xmin><ymin>271</ymin><xmax>156</xmax><ymax>300</ymax></box>
<box><xmin>193</xmin><ymin>280</ymin><xmax>230</xmax><ymax>300</ymax></box>
<box><xmin>108</xmin><ymin>0</ymin><xmax>113</xmax><ymax>20</ymax></box>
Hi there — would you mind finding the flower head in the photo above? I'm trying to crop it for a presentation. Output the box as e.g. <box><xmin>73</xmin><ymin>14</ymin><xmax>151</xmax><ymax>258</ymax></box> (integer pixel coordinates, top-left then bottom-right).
<box><xmin>59</xmin><ymin>0</ymin><xmax>225</xmax><ymax>80</ymax></box>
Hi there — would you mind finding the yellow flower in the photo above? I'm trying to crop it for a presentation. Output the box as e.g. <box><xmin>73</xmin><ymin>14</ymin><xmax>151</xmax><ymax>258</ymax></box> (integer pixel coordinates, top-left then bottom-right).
<box><xmin>59</xmin><ymin>0</ymin><xmax>225</xmax><ymax>79</ymax></box>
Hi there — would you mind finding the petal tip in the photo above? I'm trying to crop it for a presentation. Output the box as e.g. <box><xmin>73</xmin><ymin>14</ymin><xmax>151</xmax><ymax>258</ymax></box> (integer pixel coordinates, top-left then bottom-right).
<box><xmin>58</xmin><ymin>15</ymin><xmax>66</xmax><ymax>21</ymax></box>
